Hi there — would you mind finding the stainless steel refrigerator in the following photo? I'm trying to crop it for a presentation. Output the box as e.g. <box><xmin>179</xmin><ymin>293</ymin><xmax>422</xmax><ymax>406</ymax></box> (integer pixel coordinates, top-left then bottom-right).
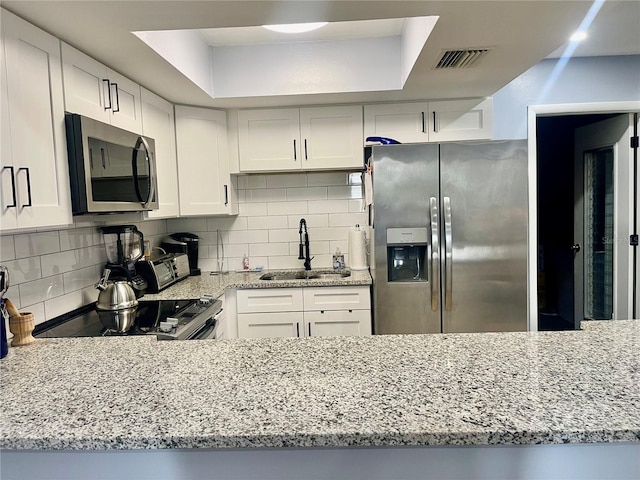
<box><xmin>373</xmin><ymin>141</ymin><xmax>528</xmax><ymax>334</ymax></box>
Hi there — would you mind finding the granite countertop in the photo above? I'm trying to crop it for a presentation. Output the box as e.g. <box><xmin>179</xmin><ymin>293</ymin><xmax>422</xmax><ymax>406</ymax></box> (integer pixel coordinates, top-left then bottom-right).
<box><xmin>141</xmin><ymin>268</ymin><xmax>372</xmax><ymax>301</ymax></box>
<box><xmin>1</xmin><ymin>320</ymin><xmax>638</xmax><ymax>450</ymax></box>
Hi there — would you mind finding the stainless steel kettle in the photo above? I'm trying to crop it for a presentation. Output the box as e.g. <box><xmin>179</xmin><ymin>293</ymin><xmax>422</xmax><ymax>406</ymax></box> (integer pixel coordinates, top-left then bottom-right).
<box><xmin>95</xmin><ymin>269</ymin><xmax>138</xmax><ymax>311</ymax></box>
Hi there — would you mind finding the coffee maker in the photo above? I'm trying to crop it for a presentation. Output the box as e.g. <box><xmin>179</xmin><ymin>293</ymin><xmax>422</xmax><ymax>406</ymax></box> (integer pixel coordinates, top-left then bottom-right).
<box><xmin>161</xmin><ymin>232</ymin><xmax>201</xmax><ymax>276</ymax></box>
<box><xmin>101</xmin><ymin>225</ymin><xmax>148</xmax><ymax>296</ymax></box>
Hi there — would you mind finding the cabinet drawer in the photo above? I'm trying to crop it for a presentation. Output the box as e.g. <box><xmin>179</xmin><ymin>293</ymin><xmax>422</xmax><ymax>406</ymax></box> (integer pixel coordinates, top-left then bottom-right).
<box><xmin>237</xmin><ymin>312</ymin><xmax>303</xmax><ymax>338</ymax></box>
<box><xmin>303</xmin><ymin>286</ymin><xmax>370</xmax><ymax>311</ymax></box>
<box><xmin>237</xmin><ymin>288</ymin><xmax>303</xmax><ymax>313</ymax></box>
<box><xmin>304</xmin><ymin>310</ymin><xmax>371</xmax><ymax>337</ymax></box>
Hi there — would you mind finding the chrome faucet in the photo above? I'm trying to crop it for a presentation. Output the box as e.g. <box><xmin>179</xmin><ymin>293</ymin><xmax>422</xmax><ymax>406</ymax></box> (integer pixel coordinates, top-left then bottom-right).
<box><xmin>298</xmin><ymin>218</ymin><xmax>313</xmax><ymax>271</ymax></box>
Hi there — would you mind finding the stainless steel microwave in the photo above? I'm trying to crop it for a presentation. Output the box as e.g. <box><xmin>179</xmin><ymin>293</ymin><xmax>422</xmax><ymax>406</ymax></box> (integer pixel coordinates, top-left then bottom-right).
<box><xmin>65</xmin><ymin>113</ymin><xmax>158</xmax><ymax>214</ymax></box>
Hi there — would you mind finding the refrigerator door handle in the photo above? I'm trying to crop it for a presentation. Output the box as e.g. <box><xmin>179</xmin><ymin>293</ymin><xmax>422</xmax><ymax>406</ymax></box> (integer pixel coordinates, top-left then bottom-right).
<box><xmin>444</xmin><ymin>196</ymin><xmax>453</xmax><ymax>311</ymax></box>
<box><xmin>430</xmin><ymin>197</ymin><xmax>439</xmax><ymax>311</ymax></box>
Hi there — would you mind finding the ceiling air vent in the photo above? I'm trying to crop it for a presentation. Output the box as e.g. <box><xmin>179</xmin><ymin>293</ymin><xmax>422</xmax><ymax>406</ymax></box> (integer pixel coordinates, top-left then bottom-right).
<box><xmin>434</xmin><ymin>49</ymin><xmax>490</xmax><ymax>69</ymax></box>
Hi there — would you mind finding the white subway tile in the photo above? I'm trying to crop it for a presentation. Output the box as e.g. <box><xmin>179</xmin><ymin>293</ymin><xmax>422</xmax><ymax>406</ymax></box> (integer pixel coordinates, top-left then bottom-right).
<box><xmin>287</xmin><ymin>214</ymin><xmax>329</xmax><ymax>229</ymax></box>
<box><xmin>247</xmin><ymin>256</ymin><xmax>268</xmax><ymax>271</ymax></box>
<box><xmin>19</xmin><ymin>274</ymin><xmax>64</xmax><ymax>306</ymax></box>
<box><xmin>266</xmin><ymin>173</ymin><xmax>307</xmax><ymax>188</ymax></box>
<box><xmin>59</xmin><ymin>227</ymin><xmax>99</xmax><ymax>251</ymax></box>
<box><xmin>267</xmin><ymin>201</ymin><xmax>307</xmax><ymax>215</ymax></box>
<box><xmin>228</xmin><ymin>230</ymin><xmax>268</xmax><ymax>244</ymax></box>
<box><xmin>198</xmin><ymin>258</ymin><xmax>217</xmax><ymax>273</ymax></box>
<box><xmin>44</xmin><ymin>290</ymin><xmax>85</xmax><ymax>320</ymax></box>
<box><xmin>19</xmin><ymin>302</ymin><xmax>46</xmax><ymax>326</ymax></box>
<box><xmin>290</xmin><ymin>240</ymin><xmax>329</xmax><ymax>255</ymax></box>
<box><xmin>236</xmin><ymin>176</ymin><xmax>249</xmax><ymax>190</ymax></box>
<box><xmin>307</xmin><ymin>171</ymin><xmax>350</xmax><ymax>186</ymax></box>
<box><xmin>244</xmin><ymin>175</ymin><xmax>267</xmax><ymax>189</ymax></box>
<box><xmin>269</xmin><ymin>229</ymin><xmax>298</xmax><ymax>243</ymax></box>
<box><xmin>268</xmin><ymin>256</ymin><xmax>307</xmax><ymax>270</ymax></box>
<box><xmin>329</xmin><ymin>212</ymin><xmax>368</xmax><ymax>227</ymax></box>
<box><xmin>3</xmin><ymin>258</ymin><xmax>42</xmax><ymax>285</ymax></box>
<box><xmin>286</xmin><ymin>186</ymin><xmax>327</xmax><ymax>201</ymax></box>
<box><xmin>330</xmin><ymin>240</ymin><xmax>350</xmax><ymax>255</ymax></box>
<box><xmin>328</xmin><ymin>185</ymin><xmax>363</xmax><ymax>200</ymax></box>
<box><xmin>249</xmin><ymin>243</ymin><xmax>289</xmax><ymax>257</ymax></box>
<box><xmin>349</xmin><ymin>199</ymin><xmax>365</xmax><ymax>213</ymax></box>
<box><xmin>309</xmin><ymin>254</ymin><xmax>333</xmax><ymax>269</ymax></box>
<box><xmin>308</xmin><ymin>200</ymin><xmax>349</xmax><ymax>214</ymax></box>
<box><xmin>5</xmin><ymin>285</ymin><xmax>20</xmax><ymax>307</ymax></box>
<box><xmin>213</xmin><ymin>243</ymin><xmax>248</xmax><ymax>259</ymax></box>
<box><xmin>14</xmin><ymin>231</ymin><xmax>60</xmax><ymax>259</ymax></box>
<box><xmin>238</xmin><ymin>202</ymin><xmax>268</xmax><ymax>217</ymax></box>
<box><xmin>40</xmin><ymin>245</ymin><xmax>105</xmax><ymax>277</ymax></box>
<box><xmin>312</xmin><ymin>227</ymin><xmax>349</xmax><ymax>241</ymax></box>
<box><xmin>246</xmin><ymin>188</ymin><xmax>286</xmax><ymax>203</ymax></box>
<box><xmin>63</xmin><ymin>265</ymin><xmax>102</xmax><ymax>293</ymax></box>
<box><xmin>139</xmin><ymin>219</ymin><xmax>167</xmax><ymax>237</ymax></box>
<box><xmin>198</xmin><ymin>245</ymin><xmax>211</xmax><ymax>259</ymax></box>
<box><xmin>1</xmin><ymin>235</ymin><xmax>15</xmax><ymax>261</ymax></box>
<box><xmin>248</xmin><ymin>216</ymin><xmax>288</xmax><ymax>230</ymax></box>
<box><xmin>236</xmin><ymin>190</ymin><xmax>247</xmax><ymax>203</ymax></box>
<box><xmin>207</xmin><ymin>217</ymin><xmax>248</xmax><ymax>231</ymax></box>
<box><xmin>166</xmin><ymin>217</ymin><xmax>209</xmax><ymax>233</ymax></box>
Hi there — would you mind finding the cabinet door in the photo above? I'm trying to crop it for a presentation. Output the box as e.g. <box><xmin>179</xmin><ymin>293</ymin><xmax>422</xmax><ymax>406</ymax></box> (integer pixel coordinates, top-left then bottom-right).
<box><xmin>106</xmin><ymin>69</ymin><xmax>142</xmax><ymax>133</ymax></box>
<box><xmin>237</xmin><ymin>288</ymin><xmax>303</xmax><ymax>314</ymax></box>
<box><xmin>175</xmin><ymin>106</ymin><xmax>231</xmax><ymax>216</ymax></box>
<box><xmin>61</xmin><ymin>43</ymin><xmax>110</xmax><ymax>124</ymax></box>
<box><xmin>141</xmin><ymin>88</ymin><xmax>179</xmax><ymax>219</ymax></box>
<box><xmin>237</xmin><ymin>312</ymin><xmax>303</xmax><ymax>338</ymax></box>
<box><xmin>428</xmin><ymin>98</ymin><xmax>493</xmax><ymax>142</ymax></box>
<box><xmin>303</xmin><ymin>286</ymin><xmax>370</xmax><ymax>311</ymax></box>
<box><xmin>2</xmin><ymin>11</ymin><xmax>71</xmax><ymax>230</ymax></box>
<box><xmin>300</xmin><ymin>105</ymin><xmax>363</xmax><ymax>170</ymax></box>
<box><xmin>363</xmin><ymin>102</ymin><xmax>429</xmax><ymax>144</ymax></box>
<box><xmin>238</xmin><ymin>108</ymin><xmax>300</xmax><ymax>172</ymax></box>
<box><xmin>305</xmin><ymin>310</ymin><xmax>371</xmax><ymax>337</ymax></box>
<box><xmin>0</xmin><ymin>20</ymin><xmax>17</xmax><ymax>230</ymax></box>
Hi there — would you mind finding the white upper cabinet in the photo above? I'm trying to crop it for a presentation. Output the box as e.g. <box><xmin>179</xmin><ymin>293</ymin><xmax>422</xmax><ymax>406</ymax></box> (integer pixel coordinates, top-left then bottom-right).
<box><xmin>428</xmin><ymin>98</ymin><xmax>493</xmax><ymax>142</ymax></box>
<box><xmin>238</xmin><ymin>105</ymin><xmax>363</xmax><ymax>172</ymax></box>
<box><xmin>363</xmin><ymin>102</ymin><xmax>430</xmax><ymax>144</ymax></box>
<box><xmin>141</xmin><ymin>88</ymin><xmax>179</xmax><ymax>219</ymax></box>
<box><xmin>1</xmin><ymin>10</ymin><xmax>72</xmax><ymax>231</ymax></box>
<box><xmin>364</xmin><ymin>98</ymin><xmax>493</xmax><ymax>144</ymax></box>
<box><xmin>175</xmin><ymin>106</ymin><xmax>233</xmax><ymax>216</ymax></box>
<box><xmin>61</xmin><ymin>43</ymin><xmax>142</xmax><ymax>133</ymax></box>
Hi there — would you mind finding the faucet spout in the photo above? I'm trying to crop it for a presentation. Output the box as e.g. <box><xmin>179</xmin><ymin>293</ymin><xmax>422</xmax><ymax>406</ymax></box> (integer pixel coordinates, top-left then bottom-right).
<box><xmin>298</xmin><ymin>218</ymin><xmax>313</xmax><ymax>270</ymax></box>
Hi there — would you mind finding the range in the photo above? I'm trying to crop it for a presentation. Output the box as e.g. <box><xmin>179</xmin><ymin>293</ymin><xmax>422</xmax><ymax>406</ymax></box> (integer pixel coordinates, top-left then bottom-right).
<box><xmin>34</xmin><ymin>297</ymin><xmax>222</xmax><ymax>341</ymax></box>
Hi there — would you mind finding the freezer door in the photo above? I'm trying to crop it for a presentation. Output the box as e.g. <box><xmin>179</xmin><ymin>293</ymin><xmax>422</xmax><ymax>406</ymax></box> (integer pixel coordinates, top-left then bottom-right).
<box><xmin>440</xmin><ymin>141</ymin><xmax>528</xmax><ymax>333</ymax></box>
<box><xmin>373</xmin><ymin>143</ymin><xmax>441</xmax><ymax>334</ymax></box>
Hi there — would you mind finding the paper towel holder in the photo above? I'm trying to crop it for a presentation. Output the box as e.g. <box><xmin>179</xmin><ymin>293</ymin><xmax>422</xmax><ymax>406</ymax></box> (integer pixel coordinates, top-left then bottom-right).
<box><xmin>349</xmin><ymin>224</ymin><xmax>369</xmax><ymax>271</ymax></box>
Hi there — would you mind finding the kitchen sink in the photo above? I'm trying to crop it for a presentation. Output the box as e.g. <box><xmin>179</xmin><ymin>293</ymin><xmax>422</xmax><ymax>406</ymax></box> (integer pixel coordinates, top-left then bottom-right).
<box><xmin>259</xmin><ymin>271</ymin><xmax>351</xmax><ymax>281</ymax></box>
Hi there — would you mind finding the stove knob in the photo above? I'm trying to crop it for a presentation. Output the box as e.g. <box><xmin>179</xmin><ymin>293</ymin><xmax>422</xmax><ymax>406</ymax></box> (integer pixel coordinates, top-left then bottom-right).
<box><xmin>159</xmin><ymin>322</ymin><xmax>173</xmax><ymax>333</ymax></box>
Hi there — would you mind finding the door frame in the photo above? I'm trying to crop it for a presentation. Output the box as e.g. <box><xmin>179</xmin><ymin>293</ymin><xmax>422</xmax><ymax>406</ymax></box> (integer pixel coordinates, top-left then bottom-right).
<box><xmin>527</xmin><ymin>101</ymin><xmax>640</xmax><ymax>330</ymax></box>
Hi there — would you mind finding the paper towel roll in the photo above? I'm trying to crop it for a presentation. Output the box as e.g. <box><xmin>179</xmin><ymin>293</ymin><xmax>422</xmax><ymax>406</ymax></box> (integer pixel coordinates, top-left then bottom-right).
<box><xmin>349</xmin><ymin>227</ymin><xmax>368</xmax><ymax>271</ymax></box>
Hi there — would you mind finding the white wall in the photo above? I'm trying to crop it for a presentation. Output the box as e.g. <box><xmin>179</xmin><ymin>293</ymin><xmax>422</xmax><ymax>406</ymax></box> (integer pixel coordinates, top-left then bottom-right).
<box><xmin>493</xmin><ymin>55</ymin><xmax>640</xmax><ymax>140</ymax></box>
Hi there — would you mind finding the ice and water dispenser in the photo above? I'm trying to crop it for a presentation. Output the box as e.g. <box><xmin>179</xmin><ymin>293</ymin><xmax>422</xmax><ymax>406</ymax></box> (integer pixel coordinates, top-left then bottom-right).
<box><xmin>386</xmin><ymin>227</ymin><xmax>428</xmax><ymax>282</ymax></box>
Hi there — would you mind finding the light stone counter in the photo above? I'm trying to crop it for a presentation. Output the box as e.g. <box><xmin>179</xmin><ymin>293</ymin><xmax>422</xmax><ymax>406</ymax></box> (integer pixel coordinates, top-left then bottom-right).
<box><xmin>140</xmin><ymin>269</ymin><xmax>372</xmax><ymax>301</ymax></box>
<box><xmin>1</xmin><ymin>320</ymin><xmax>638</xmax><ymax>451</ymax></box>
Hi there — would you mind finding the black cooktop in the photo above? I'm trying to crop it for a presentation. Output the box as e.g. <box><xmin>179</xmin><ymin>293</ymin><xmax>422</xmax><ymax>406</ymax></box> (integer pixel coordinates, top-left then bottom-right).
<box><xmin>35</xmin><ymin>299</ymin><xmax>197</xmax><ymax>338</ymax></box>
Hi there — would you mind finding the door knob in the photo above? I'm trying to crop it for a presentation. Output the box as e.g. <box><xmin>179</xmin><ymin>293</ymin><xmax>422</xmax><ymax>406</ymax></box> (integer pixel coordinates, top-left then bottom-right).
<box><xmin>571</xmin><ymin>244</ymin><xmax>581</xmax><ymax>253</ymax></box>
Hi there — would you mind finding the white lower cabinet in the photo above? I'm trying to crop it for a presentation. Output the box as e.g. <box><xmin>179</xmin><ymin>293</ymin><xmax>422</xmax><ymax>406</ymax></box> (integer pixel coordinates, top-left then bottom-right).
<box><xmin>236</xmin><ymin>286</ymin><xmax>371</xmax><ymax>339</ymax></box>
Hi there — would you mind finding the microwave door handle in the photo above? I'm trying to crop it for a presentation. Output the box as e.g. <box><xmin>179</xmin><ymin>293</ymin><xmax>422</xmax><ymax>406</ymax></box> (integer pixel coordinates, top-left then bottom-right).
<box><xmin>132</xmin><ymin>136</ymin><xmax>155</xmax><ymax>207</ymax></box>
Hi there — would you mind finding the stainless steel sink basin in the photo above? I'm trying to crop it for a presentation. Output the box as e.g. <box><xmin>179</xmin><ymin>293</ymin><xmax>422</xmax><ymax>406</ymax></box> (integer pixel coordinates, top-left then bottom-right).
<box><xmin>259</xmin><ymin>271</ymin><xmax>351</xmax><ymax>281</ymax></box>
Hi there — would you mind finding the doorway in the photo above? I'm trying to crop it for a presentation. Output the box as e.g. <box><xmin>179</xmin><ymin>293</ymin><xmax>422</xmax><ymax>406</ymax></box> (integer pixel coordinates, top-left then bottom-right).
<box><xmin>535</xmin><ymin>111</ymin><xmax>638</xmax><ymax>330</ymax></box>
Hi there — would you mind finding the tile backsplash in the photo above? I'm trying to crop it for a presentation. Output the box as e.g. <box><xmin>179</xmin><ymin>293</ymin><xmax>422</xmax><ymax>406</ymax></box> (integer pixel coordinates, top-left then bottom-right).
<box><xmin>0</xmin><ymin>170</ymin><xmax>368</xmax><ymax>327</ymax></box>
<box><xmin>167</xmin><ymin>171</ymin><xmax>368</xmax><ymax>273</ymax></box>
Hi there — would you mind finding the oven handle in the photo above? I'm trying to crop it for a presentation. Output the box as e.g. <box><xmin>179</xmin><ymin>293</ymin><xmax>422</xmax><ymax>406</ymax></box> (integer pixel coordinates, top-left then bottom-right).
<box><xmin>189</xmin><ymin>308</ymin><xmax>223</xmax><ymax>340</ymax></box>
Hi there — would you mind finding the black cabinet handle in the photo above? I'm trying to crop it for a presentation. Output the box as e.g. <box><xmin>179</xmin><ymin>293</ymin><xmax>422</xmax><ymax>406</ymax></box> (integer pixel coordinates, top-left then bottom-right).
<box><xmin>421</xmin><ymin>112</ymin><xmax>425</xmax><ymax>133</ymax></box>
<box><xmin>304</xmin><ymin>139</ymin><xmax>308</xmax><ymax>160</ymax></box>
<box><xmin>293</xmin><ymin>140</ymin><xmax>297</xmax><ymax>161</ymax></box>
<box><xmin>103</xmin><ymin>79</ymin><xmax>112</xmax><ymax>110</ymax></box>
<box><xmin>308</xmin><ymin>323</ymin><xmax>311</xmax><ymax>337</ymax></box>
<box><xmin>17</xmin><ymin>167</ymin><xmax>32</xmax><ymax>207</ymax></box>
<box><xmin>3</xmin><ymin>166</ymin><xmax>16</xmax><ymax>208</ymax></box>
<box><xmin>224</xmin><ymin>185</ymin><xmax>228</xmax><ymax>205</ymax></box>
<box><xmin>100</xmin><ymin>148</ymin><xmax>106</xmax><ymax>169</ymax></box>
<box><xmin>433</xmin><ymin>111</ymin><xmax>437</xmax><ymax>133</ymax></box>
<box><xmin>111</xmin><ymin>83</ymin><xmax>120</xmax><ymax>113</ymax></box>
<box><xmin>296</xmin><ymin>322</ymin><xmax>300</xmax><ymax>337</ymax></box>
